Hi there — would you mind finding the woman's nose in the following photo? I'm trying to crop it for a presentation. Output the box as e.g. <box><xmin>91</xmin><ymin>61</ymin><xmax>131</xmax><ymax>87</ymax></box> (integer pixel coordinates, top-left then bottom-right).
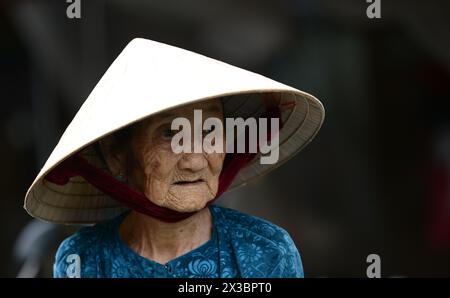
<box><xmin>177</xmin><ymin>153</ymin><xmax>207</xmax><ymax>172</ymax></box>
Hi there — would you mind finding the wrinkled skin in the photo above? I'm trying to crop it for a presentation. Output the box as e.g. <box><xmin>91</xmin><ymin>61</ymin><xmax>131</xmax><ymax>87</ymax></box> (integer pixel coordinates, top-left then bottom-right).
<box><xmin>98</xmin><ymin>99</ymin><xmax>225</xmax><ymax>264</ymax></box>
<box><xmin>99</xmin><ymin>99</ymin><xmax>226</xmax><ymax>212</ymax></box>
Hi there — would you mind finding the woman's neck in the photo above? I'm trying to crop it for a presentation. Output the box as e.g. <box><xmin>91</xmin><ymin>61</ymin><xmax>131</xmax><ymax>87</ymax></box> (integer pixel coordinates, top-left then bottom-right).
<box><xmin>119</xmin><ymin>207</ymin><xmax>213</xmax><ymax>265</ymax></box>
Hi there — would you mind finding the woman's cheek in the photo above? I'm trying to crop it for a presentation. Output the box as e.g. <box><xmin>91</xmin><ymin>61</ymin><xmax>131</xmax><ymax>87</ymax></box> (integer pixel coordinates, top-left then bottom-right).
<box><xmin>142</xmin><ymin>142</ymin><xmax>177</xmax><ymax>176</ymax></box>
<box><xmin>145</xmin><ymin>179</ymin><xmax>168</xmax><ymax>205</ymax></box>
<box><xmin>206</xmin><ymin>153</ymin><xmax>225</xmax><ymax>198</ymax></box>
<box><xmin>208</xmin><ymin>153</ymin><xmax>226</xmax><ymax>175</ymax></box>
<box><xmin>143</xmin><ymin>147</ymin><xmax>181</xmax><ymax>202</ymax></box>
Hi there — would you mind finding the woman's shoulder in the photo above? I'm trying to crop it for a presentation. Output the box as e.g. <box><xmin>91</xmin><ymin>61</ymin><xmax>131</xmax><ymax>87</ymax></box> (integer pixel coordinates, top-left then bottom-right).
<box><xmin>53</xmin><ymin>213</ymin><xmax>124</xmax><ymax>277</ymax></box>
<box><xmin>210</xmin><ymin>205</ymin><xmax>304</xmax><ymax>277</ymax></box>
<box><xmin>210</xmin><ymin>205</ymin><xmax>292</xmax><ymax>242</ymax></box>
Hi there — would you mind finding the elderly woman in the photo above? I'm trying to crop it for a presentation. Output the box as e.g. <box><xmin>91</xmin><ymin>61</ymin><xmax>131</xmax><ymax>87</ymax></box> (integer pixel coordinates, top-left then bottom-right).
<box><xmin>24</xmin><ymin>38</ymin><xmax>324</xmax><ymax>278</ymax></box>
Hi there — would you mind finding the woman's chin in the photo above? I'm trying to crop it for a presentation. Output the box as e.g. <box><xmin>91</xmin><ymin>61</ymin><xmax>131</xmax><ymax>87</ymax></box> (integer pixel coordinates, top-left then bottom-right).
<box><xmin>166</xmin><ymin>198</ymin><xmax>209</xmax><ymax>213</ymax></box>
<box><xmin>146</xmin><ymin>194</ymin><xmax>211</xmax><ymax>213</ymax></box>
<box><xmin>155</xmin><ymin>186</ymin><xmax>215</xmax><ymax>212</ymax></box>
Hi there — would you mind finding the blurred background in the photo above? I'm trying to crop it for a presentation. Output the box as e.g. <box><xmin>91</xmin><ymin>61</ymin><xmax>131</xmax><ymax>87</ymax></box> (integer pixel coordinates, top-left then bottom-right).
<box><xmin>1</xmin><ymin>0</ymin><xmax>450</xmax><ymax>277</ymax></box>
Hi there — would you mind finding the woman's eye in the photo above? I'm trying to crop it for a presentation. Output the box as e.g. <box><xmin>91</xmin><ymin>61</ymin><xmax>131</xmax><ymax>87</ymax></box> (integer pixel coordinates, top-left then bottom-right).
<box><xmin>203</xmin><ymin>126</ymin><xmax>215</xmax><ymax>135</ymax></box>
<box><xmin>162</xmin><ymin>128</ymin><xmax>176</xmax><ymax>139</ymax></box>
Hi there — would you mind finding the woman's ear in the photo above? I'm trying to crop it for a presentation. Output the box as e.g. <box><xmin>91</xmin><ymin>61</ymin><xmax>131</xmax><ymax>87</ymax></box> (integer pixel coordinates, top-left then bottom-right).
<box><xmin>98</xmin><ymin>135</ymin><xmax>127</xmax><ymax>177</ymax></box>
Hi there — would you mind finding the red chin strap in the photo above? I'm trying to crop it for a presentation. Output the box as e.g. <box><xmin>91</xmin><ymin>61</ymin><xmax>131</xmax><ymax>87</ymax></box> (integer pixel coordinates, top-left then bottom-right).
<box><xmin>44</xmin><ymin>106</ymin><xmax>282</xmax><ymax>223</ymax></box>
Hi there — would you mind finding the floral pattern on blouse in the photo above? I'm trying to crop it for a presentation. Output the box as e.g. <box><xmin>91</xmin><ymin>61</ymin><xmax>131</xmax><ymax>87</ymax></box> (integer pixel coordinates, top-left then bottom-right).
<box><xmin>53</xmin><ymin>205</ymin><xmax>304</xmax><ymax>278</ymax></box>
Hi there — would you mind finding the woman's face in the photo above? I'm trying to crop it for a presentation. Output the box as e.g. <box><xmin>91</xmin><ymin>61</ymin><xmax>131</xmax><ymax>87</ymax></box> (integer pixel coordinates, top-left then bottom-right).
<box><xmin>122</xmin><ymin>99</ymin><xmax>225</xmax><ymax>212</ymax></box>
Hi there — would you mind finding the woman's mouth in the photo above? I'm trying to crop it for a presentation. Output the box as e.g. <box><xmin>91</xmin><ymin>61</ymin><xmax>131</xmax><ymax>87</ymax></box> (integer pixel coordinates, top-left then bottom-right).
<box><xmin>173</xmin><ymin>179</ymin><xmax>205</xmax><ymax>186</ymax></box>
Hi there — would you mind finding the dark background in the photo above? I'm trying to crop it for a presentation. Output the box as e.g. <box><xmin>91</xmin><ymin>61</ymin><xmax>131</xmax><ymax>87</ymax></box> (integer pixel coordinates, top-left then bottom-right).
<box><xmin>1</xmin><ymin>0</ymin><xmax>450</xmax><ymax>277</ymax></box>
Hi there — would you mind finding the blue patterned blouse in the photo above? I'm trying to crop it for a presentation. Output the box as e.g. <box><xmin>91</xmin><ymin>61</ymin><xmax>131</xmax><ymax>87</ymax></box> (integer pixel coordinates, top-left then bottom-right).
<box><xmin>53</xmin><ymin>205</ymin><xmax>304</xmax><ymax>278</ymax></box>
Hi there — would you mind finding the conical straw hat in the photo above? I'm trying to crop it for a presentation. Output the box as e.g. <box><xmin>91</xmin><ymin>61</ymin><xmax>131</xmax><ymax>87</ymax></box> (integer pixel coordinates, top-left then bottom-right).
<box><xmin>24</xmin><ymin>38</ymin><xmax>325</xmax><ymax>224</ymax></box>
